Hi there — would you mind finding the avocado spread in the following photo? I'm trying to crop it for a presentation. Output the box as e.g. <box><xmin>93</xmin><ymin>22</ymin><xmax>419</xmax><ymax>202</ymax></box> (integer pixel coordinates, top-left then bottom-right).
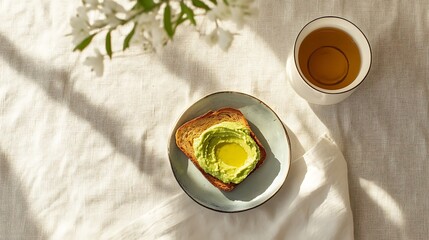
<box><xmin>193</xmin><ymin>122</ymin><xmax>260</xmax><ymax>184</ymax></box>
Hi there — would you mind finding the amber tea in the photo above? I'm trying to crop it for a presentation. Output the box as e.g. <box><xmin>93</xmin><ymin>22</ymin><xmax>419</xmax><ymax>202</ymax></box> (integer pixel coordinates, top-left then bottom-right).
<box><xmin>298</xmin><ymin>27</ymin><xmax>361</xmax><ymax>90</ymax></box>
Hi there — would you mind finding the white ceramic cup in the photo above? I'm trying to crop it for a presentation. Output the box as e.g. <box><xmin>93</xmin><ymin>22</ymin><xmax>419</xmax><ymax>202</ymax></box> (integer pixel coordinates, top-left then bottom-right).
<box><xmin>287</xmin><ymin>16</ymin><xmax>372</xmax><ymax>105</ymax></box>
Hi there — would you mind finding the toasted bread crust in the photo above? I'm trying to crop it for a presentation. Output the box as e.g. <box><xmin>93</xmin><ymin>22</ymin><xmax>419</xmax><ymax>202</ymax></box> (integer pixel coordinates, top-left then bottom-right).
<box><xmin>175</xmin><ymin>108</ymin><xmax>267</xmax><ymax>191</ymax></box>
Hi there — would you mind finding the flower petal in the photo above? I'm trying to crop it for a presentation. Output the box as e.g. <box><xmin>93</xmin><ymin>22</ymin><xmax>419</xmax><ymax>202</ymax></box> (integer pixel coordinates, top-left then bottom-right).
<box><xmin>84</xmin><ymin>49</ymin><xmax>104</xmax><ymax>76</ymax></box>
<box><xmin>218</xmin><ymin>28</ymin><xmax>233</xmax><ymax>51</ymax></box>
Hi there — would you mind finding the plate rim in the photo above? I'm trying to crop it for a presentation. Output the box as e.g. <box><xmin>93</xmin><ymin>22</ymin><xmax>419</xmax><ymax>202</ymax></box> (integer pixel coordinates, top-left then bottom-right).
<box><xmin>167</xmin><ymin>91</ymin><xmax>292</xmax><ymax>213</ymax></box>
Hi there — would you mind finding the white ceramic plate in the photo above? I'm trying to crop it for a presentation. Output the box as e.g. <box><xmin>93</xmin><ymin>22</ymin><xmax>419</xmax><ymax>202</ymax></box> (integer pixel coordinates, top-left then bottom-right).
<box><xmin>168</xmin><ymin>91</ymin><xmax>291</xmax><ymax>212</ymax></box>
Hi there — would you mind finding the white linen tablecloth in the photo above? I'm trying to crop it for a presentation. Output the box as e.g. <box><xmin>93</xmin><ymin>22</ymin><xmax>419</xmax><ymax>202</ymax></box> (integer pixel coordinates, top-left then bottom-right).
<box><xmin>0</xmin><ymin>0</ymin><xmax>428</xmax><ymax>239</ymax></box>
<box><xmin>109</xmin><ymin>135</ymin><xmax>353</xmax><ymax>239</ymax></box>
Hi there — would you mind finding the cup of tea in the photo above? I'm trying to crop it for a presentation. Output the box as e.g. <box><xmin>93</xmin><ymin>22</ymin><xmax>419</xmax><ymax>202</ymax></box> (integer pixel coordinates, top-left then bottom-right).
<box><xmin>287</xmin><ymin>16</ymin><xmax>372</xmax><ymax>105</ymax></box>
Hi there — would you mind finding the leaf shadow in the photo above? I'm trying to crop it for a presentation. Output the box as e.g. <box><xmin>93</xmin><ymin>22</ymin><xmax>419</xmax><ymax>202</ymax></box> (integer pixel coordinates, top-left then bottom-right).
<box><xmin>0</xmin><ymin>33</ymin><xmax>150</xmax><ymax>175</ymax></box>
<box><xmin>0</xmin><ymin>148</ymin><xmax>46</xmax><ymax>240</ymax></box>
<box><xmin>158</xmin><ymin>35</ymin><xmax>221</xmax><ymax>97</ymax></box>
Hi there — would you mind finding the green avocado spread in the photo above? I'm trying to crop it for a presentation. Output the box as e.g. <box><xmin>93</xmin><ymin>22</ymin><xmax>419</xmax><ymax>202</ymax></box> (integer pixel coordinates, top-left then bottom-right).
<box><xmin>193</xmin><ymin>121</ymin><xmax>260</xmax><ymax>184</ymax></box>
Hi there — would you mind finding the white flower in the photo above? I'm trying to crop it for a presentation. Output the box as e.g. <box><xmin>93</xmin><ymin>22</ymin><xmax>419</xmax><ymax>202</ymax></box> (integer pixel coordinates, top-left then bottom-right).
<box><xmin>229</xmin><ymin>0</ymin><xmax>256</xmax><ymax>8</ymax></box>
<box><xmin>233</xmin><ymin>0</ymin><xmax>257</xmax><ymax>17</ymax></box>
<box><xmin>207</xmin><ymin>1</ymin><xmax>231</xmax><ymax>21</ymax></box>
<box><xmin>84</xmin><ymin>49</ymin><xmax>104</xmax><ymax>76</ymax></box>
<box><xmin>137</xmin><ymin>12</ymin><xmax>156</xmax><ymax>25</ymax></box>
<box><xmin>149</xmin><ymin>24</ymin><xmax>168</xmax><ymax>52</ymax></box>
<box><xmin>204</xmin><ymin>29</ymin><xmax>219</xmax><ymax>47</ymax></box>
<box><xmin>91</xmin><ymin>19</ymin><xmax>108</xmax><ymax>29</ymax></box>
<box><xmin>218</xmin><ymin>28</ymin><xmax>233</xmax><ymax>51</ymax></box>
<box><xmin>70</xmin><ymin>0</ymin><xmax>256</xmax><ymax>76</ymax></box>
<box><xmin>102</xmin><ymin>0</ymin><xmax>126</xmax><ymax>15</ymax></box>
<box><xmin>70</xmin><ymin>11</ymin><xmax>90</xmax><ymax>45</ymax></box>
<box><xmin>147</xmin><ymin>21</ymin><xmax>168</xmax><ymax>52</ymax></box>
<box><xmin>230</xmin><ymin>7</ymin><xmax>245</xmax><ymax>29</ymax></box>
<box><xmin>105</xmin><ymin>14</ymin><xmax>122</xmax><ymax>28</ymax></box>
<box><xmin>207</xmin><ymin>0</ymin><xmax>256</xmax><ymax>29</ymax></box>
<box><xmin>76</xmin><ymin>6</ymin><xmax>89</xmax><ymax>22</ymax></box>
<box><xmin>83</xmin><ymin>0</ymin><xmax>99</xmax><ymax>8</ymax></box>
<box><xmin>203</xmin><ymin>28</ymin><xmax>233</xmax><ymax>51</ymax></box>
<box><xmin>132</xmin><ymin>11</ymin><xmax>168</xmax><ymax>52</ymax></box>
<box><xmin>98</xmin><ymin>0</ymin><xmax>126</xmax><ymax>28</ymax></box>
<box><xmin>233</xmin><ymin>0</ymin><xmax>255</xmax><ymax>5</ymax></box>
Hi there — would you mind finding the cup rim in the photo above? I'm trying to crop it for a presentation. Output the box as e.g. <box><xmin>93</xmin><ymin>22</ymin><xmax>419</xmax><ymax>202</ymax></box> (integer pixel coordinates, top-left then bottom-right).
<box><xmin>293</xmin><ymin>15</ymin><xmax>372</xmax><ymax>95</ymax></box>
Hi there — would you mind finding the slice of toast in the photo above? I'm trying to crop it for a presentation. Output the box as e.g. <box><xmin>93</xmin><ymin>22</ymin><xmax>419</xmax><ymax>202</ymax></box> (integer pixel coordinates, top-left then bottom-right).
<box><xmin>175</xmin><ymin>108</ymin><xmax>267</xmax><ymax>191</ymax></box>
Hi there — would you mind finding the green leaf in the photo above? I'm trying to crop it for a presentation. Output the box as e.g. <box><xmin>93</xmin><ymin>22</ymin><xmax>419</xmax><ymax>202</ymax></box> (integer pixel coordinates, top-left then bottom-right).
<box><xmin>123</xmin><ymin>23</ymin><xmax>136</xmax><ymax>51</ymax></box>
<box><xmin>131</xmin><ymin>2</ymin><xmax>143</xmax><ymax>11</ymax></box>
<box><xmin>176</xmin><ymin>15</ymin><xmax>186</xmax><ymax>26</ymax></box>
<box><xmin>163</xmin><ymin>4</ymin><xmax>174</xmax><ymax>38</ymax></box>
<box><xmin>138</xmin><ymin>0</ymin><xmax>156</xmax><ymax>11</ymax></box>
<box><xmin>106</xmin><ymin>31</ymin><xmax>112</xmax><ymax>59</ymax></box>
<box><xmin>180</xmin><ymin>2</ymin><xmax>196</xmax><ymax>25</ymax></box>
<box><xmin>209</xmin><ymin>0</ymin><xmax>217</xmax><ymax>4</ymax></box>
<box><xmin>176</xmin><ymin>11</ymin><xmax>185</xmax><ymax>25</ymax></box>
<box><xmin>192</xmin><ymin>0</ymin><xmax>210</xmax><ymax>11</ymax></box>
<box><xmin>73</xmin><ymin>33</ymin><xmax>96</xmax><ymax>52</ymax></box>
